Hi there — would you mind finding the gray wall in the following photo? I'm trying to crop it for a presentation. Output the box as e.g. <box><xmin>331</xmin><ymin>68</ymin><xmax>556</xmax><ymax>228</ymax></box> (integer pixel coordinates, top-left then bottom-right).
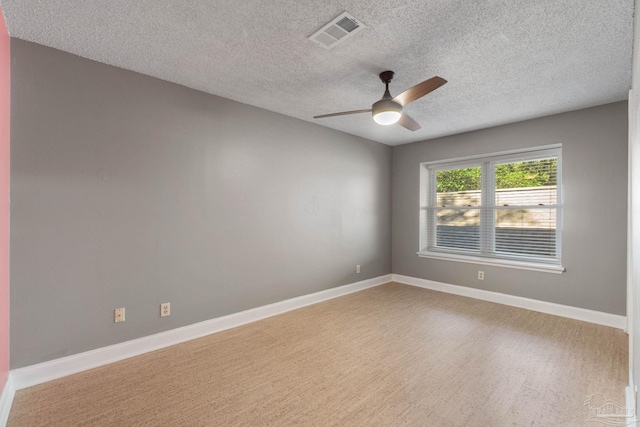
<box><xmin>392</xmin><ymin>101</ymin><xmax>628</xmax><ymax>315</ymax></box>
<box><xmin>10</xmin><ymin>39</ymin><xmax>392</xmax><ymax>368</ymax></box>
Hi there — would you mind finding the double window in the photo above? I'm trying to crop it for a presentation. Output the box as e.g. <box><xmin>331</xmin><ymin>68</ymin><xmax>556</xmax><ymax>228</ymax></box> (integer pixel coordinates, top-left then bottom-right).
<box><xmin>419</xmin><ymin>146</ymin><xmax>563</xmax><ymax>273</ymax></box>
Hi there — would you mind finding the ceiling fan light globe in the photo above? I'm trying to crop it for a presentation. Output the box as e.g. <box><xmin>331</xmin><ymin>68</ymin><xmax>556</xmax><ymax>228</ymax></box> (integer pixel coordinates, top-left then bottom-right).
<box><xmin>373</xmin><ymin>111</ymin><xmax>401</xmax><ymax>125</ymax></box>
<box><xmin>372</xmin><ymin>99</ymin><xmax>402</xmax><ymax>125</ymax></box>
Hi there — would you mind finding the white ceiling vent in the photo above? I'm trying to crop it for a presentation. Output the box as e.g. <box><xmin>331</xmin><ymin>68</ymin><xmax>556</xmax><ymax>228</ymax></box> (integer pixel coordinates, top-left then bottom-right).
<box><xmin>309</xmin><ymin>12</ymin><xmax>365</xmax><ymax>50</ymax></box>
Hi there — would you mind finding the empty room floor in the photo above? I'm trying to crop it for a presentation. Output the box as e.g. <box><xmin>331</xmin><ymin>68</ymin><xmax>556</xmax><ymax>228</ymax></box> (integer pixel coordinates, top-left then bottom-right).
<box><xmin>7</xmin><ymin>283</ymin><xmax>628</xmax><ymax>426</ymax></box>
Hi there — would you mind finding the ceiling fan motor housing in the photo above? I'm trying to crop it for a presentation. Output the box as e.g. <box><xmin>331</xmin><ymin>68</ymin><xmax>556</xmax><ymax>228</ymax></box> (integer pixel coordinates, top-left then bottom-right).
<box><xmin>372</xmin><ymin>99</ymin><xmax>402</xmax><ymax>125</ymax></box>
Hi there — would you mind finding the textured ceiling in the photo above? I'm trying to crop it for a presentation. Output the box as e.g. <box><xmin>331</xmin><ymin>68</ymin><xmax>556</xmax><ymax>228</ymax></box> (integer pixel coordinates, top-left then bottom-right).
<box><xmin>0</xmin><ymin>0</ymin><xmax>634</xmax><ymax>146</ymax></box>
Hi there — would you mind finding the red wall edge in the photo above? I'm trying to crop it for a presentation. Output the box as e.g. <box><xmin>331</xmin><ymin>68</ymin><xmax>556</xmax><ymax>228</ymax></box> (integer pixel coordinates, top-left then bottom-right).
<box><xmin>0</xmin><ymin>5</ymin><xmax>10</xmax><ymax>390</ymax></box>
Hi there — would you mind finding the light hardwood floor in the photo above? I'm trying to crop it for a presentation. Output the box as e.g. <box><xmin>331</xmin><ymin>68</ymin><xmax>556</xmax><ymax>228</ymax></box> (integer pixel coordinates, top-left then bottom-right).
<box><xmin>8</xmin><ymin>283</ymin><xmax>628</xmax><ymax>426</ymax></box>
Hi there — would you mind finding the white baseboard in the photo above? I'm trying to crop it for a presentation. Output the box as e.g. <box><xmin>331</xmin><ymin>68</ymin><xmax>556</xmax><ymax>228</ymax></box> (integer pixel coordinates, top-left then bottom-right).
<box><xmin>0</xmin><ymin>373</ymin><xmax>14</xmax><ymax>427</ymax></box>
<box><xmin>392</xmin><ymin>274</ymin><xmax>627</xmax><ymax>330</ymax></box>
<box><xmin>627</xmin><ymin>372</ymin><xmax>638</xmax><ymax>427</ymax></box>
<box><xmin>626</xmin><ymin>383</ymin><xmax>637</xmax><ymax>427</ymax></box>
<box><xmin>12</xmin><ymin>274</ymin><xmax>392</xmax><ymax>390</ymax></box>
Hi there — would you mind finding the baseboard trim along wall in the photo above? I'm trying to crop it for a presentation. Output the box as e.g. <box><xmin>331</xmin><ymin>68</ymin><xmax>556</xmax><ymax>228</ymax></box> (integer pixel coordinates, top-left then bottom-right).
<box><xmin>11</xmin><ymin>274</ymin><xmax>393</xmax><ymax>390</ymax></box>
<box><xmin>0</xmin><ymin>373</ymin><xmax>15</xmax><ymax>427</ymax></box>
<box><xmin>626</xmin><ymin>384</ymin><xmax>638</xmax><ymax>426</ymax></box>
<box><xmin>392</xmin><ymin>274</ymin><xmax>627</xmax><ymax>330</ymax></box>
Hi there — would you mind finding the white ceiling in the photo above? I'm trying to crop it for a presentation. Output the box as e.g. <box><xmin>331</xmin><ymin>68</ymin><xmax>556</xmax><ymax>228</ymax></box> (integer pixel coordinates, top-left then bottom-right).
<box><xmin>0</xmin><ymin>0</ymin><xmax>634</xmax><ymax>146</ymax></box>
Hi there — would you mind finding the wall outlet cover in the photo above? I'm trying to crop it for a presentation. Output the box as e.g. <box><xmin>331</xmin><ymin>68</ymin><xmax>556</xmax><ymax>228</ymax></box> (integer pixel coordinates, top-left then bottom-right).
<box><xmin>161</xmin><ymin>303</ymin><xmax>170</xmax><ymax>317</ymax></box>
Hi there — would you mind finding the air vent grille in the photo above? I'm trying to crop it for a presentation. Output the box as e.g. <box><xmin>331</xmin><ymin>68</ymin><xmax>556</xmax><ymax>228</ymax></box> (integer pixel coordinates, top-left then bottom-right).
<box><xmin>309</xmin><ymin>12</ymin><xmax>365</xmax><ymax>50</ymax></box>
<box><xmin>336</xmin><ymin>17</ymin><xmax>359</xmax><ymax>33</ymax></box>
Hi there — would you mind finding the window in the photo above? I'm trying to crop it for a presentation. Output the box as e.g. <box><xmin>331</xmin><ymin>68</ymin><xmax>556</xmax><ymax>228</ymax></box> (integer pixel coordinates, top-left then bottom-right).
<box><xmin>419</xmin><ymin>146</ymin><xmax>564</xmax><ymax>273</ymax></box>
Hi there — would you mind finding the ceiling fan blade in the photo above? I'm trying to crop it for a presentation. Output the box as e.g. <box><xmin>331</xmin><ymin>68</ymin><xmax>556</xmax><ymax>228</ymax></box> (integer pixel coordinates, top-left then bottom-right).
<box><xmin>398</xmin><ymin>113</ymin><xmax>421</xmax><ymax>131</ymax></box>
<box><xmin>313</xmin><ymin>109</ymin><xmax>372</xmax><ymax>119</ymax></box>
<box><xmin>393</xmin><ymin>76</ymin><xmax>447</xmax><ymax>106</ymax></box>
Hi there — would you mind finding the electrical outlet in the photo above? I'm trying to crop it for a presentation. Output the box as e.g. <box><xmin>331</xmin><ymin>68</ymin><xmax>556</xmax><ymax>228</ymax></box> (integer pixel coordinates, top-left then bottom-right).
<box><xmin>356</xmin><ymin>265</ymin><xmax>361</xmax><ymax>274</ymax></box>
<box><xmin>114</xmin><ymin>307</ymin><xmax>125</xmax><ymax>323</ymax></box>
<box><xmin>478</xmin><ymin>271</ymin><xmax>484</xmax><ymax>280</ymax></box>
<box><xmin>161</xmin><ymin>302</ymin><xmax>170</xmax><ymax>317</ymax></box>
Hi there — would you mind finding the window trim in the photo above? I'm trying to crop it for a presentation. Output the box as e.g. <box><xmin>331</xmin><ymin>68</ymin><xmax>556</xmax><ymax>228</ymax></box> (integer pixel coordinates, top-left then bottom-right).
<box><xmin>418</xmin><ymin>144</ymin><xmax>565</xmax><ymax>274</ymax></box>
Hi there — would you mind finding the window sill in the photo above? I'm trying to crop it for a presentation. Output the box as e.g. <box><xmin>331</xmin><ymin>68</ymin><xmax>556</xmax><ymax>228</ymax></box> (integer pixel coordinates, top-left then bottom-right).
<box><xmin>416</xmin><ymin>251</ymin><xmax>565</xmax><ymax>274</ymax></box>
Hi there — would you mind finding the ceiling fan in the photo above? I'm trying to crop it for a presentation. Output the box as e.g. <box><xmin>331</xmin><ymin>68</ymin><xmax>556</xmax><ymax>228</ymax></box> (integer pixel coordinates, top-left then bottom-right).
<box><xmin>313</xmin><ymin>71</ymin><xmax>447</xmax><ymax>131</ymax></box>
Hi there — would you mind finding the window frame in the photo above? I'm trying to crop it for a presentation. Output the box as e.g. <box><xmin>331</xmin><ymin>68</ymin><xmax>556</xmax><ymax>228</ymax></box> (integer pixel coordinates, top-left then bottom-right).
<box><xmin>418</xmin><ymin>145</ymin><xmax>565</xmax><ymax>274</ymax></box>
